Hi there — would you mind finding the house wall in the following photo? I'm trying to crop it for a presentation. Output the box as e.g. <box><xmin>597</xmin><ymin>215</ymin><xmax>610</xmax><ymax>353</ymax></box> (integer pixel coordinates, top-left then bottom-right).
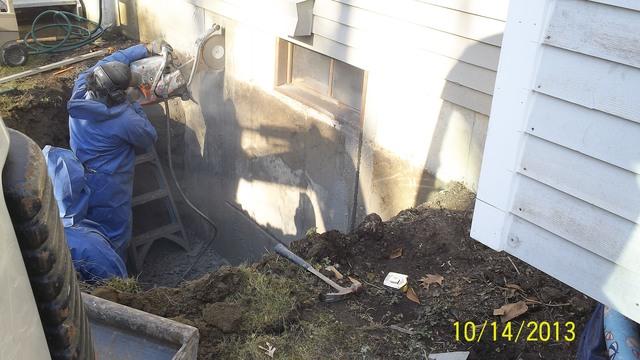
<box><xmin>472</xmin><ymin>0</ymin><xmax>640</xmax><ymax>323</ymax></box>
<box><xmin>113</xmin><ymin>0</ymin><xmax>507</xmax><ymax>262</ymax></box>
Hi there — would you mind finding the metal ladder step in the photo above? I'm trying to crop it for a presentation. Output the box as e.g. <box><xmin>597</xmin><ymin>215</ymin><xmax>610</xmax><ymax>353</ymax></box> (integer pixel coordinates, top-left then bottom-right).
<box><xmin>131</xmin><ymin>223</ymin><xmax>183</xmax><ymax>247</ymax></box>
<box><xmin>132</xmin><ymin>188</ymin><xmax>169</xmax><ymax>206</ymax></box>
<box><xmin>129</xmin><ymin>223</ymin><xmax>185</xmax><ymax>272</ymax></box>
<box><xmin>129</xmin><ymin>146</ymin><xmax>188</xmax><ymax>274</ymax></box>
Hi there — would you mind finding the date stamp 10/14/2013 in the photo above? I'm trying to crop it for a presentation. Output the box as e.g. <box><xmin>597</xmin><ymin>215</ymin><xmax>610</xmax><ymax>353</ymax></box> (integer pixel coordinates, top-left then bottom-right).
<box><xmin>453</xmin><ymin>321</ymin><xmax>576</xmax><ymax>343</ymax></box>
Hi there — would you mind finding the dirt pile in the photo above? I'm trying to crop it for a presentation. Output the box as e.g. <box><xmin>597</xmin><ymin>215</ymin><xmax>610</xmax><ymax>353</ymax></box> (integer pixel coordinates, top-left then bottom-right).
<box><xmin>0</xmin><ymin>40</ymin><xmax>135</xmax><ymax>148</ymax></box>
<box><xmin>94</xmin><ymin>263</ymin><xmax>327</xmax><ymax>358</ymax></box>
<box><xmin>93</xmin><ymin>183</ymin><xmax>594</xmax><ymax>359</ymax></box>
<box><xmin>0</xmin><ymin>70</ymin><xmax>73</xmax><ymax>148</ymax></box>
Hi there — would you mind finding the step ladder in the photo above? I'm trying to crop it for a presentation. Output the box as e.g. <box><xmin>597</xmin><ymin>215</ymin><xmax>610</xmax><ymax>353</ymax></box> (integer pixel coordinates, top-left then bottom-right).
<box><xmin>129</xmin><ymin>146</ymin><xmax>188</xmax><ymax>273</ymax></box>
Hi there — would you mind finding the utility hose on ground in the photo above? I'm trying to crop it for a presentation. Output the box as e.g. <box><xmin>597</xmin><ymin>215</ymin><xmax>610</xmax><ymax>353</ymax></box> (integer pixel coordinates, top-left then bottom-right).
<box><xmin>23</xmin><ymin>0</ymin><xmax>105</xmax><ymax>54</ymax></box>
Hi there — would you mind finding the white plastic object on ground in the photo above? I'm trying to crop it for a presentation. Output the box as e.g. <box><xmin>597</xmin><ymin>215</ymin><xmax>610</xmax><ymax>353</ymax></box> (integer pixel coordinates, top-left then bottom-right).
<box><xmin>383</xmin><ymin>272</ymin><xmax>408</xmax><ymax>290</ymax></box>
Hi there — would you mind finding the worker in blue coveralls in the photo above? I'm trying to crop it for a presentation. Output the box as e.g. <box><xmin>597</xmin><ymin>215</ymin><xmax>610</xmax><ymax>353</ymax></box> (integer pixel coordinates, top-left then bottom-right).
<box><xmin>43</xmin><ymin>145</ymin><xmax>127</xmax><ymax>282</ymax></box>
<box><xmin>67</xmin><ymin>43</ymin><xmax>164</xmax><ymax>260</ymax></box>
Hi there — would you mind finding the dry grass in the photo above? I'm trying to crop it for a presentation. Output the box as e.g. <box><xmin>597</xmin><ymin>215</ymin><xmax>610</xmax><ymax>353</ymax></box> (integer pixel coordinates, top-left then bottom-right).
<box><xmin>213</xmin><ymin>265</ymin><xmax>363</xmax><ymax>358</ymax></box>
<box><xmin>81</xmin><ymin>276</ymin><xmax>142</xmax><ymax>294</ymax></box>
<box><xmin>217</xmin><ymin>313</ymin><xmax>361</xmax><ymax>359</ymax></box>
<box><xmin>101</xmin><ymin>276</ymin><xmax>142</xmax><ymax>293</ymax></box>
<box><xmin>229</xmin><ymin>266</ymin><xmax>301</xmax><ymax>332</ymax></box>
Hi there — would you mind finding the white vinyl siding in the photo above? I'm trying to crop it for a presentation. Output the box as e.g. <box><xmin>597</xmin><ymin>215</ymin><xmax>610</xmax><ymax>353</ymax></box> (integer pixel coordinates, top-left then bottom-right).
<box><xmin>187</xmin><ymin>0</ymin><xmax>505</xmax><ymax>116</ymax></box>
<box><xmin>311</xmin><ymin>0</ymin><xmax>504</xmax><ymax>115</ymax></box>
<box><xmin>473</xmin><ymin>0</ymin><xmax>640</xmax><ymax>323</ymax></box>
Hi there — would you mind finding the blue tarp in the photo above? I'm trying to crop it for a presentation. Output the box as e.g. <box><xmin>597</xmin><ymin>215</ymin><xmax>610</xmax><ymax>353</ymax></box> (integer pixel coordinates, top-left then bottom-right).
<box><xmin>68</xmin><ymin>44</ymin><xmax>157</xmax><ymax>257</ymax></box>
<box><xmin>43</xmin><ymin>146</ymin><xmax>127</xmax><ymax>281</ymax></box>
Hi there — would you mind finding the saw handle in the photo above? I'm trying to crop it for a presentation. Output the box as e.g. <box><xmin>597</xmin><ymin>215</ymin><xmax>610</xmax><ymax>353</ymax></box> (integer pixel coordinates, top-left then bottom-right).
<box><xmin>274</xmin><ymin>244</ymin><xmax>311</xmax><ymax>270</ymax></box>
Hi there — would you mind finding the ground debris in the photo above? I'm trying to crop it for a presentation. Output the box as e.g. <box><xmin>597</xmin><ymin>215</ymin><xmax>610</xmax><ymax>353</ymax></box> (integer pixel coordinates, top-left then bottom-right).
<box><xmin>389</xmin><ymin>247</ymin><xmax>404</xmax><ymax>259</ymax></box>
<box><xmin>324</xmin><ymin>265</ymin><xmax>344</xmax><ymax>279</ymax></box>
<box><xmin>356</xmin><ymin>213</ymin><xmax>384</xmax><ymax>242</ymax></box>
<box><xmin>258</xmin><ymin>342</ymin><xmax>276</xmax><ymax>358</ymax></box>
<box><xmin>406</xmin><ymin>287</ymin><xmax>421</xmax><ymax>304</ymax></box>
<box><xmin>86</xmin><ymin>182</ymin><xmax>592</xmax><ymax>359</ymax></box>
<box><xmin>420</xmin><ymin>274</ymin><xmax>445</xmax><ymax>289</ymax></box>
<box><xmin>203</xmin><ymin>303</ymin><xmax>244</xmax><ymax>333</ymax></box>
<box><xmin>389</xmin><ymin>324</ymin><xmax>416</xmax><ymax>335</ymax></box>
<box><xmin>493</xmin><ymin>301</ymin><xmax>529</xmax><ymax>322</ymax></box>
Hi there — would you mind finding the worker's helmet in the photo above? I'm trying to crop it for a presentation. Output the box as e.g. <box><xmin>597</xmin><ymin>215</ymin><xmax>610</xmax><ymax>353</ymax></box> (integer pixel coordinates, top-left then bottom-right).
<box><xmin>91</xmin><ymin>61</ymin><xmax>132</xmax><ymax>104</ymax></box>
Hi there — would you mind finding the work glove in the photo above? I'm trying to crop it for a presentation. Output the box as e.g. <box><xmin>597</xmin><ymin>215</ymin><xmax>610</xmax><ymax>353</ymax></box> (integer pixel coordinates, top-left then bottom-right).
<box><xmin>147</xmin><ymin>39</ymin><xmax>173</xmax><ymax>55</ymax></box>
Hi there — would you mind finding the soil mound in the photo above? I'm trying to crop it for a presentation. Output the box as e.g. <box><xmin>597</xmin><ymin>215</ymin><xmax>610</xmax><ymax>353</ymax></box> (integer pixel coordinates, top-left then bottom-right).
<box><xmin>93</xmin><ymin>183</ymin><xmax>593</xmax><ymax>359</ymax></box>
<box><xmin>2</xmin><ymin>81</ymin><xmax>71</xmax><ymax>148</ymax></box>
<box><xmin>0</xmin><ymin>41</ymin><xmax>136</xmax><ymax>148</ymax></box>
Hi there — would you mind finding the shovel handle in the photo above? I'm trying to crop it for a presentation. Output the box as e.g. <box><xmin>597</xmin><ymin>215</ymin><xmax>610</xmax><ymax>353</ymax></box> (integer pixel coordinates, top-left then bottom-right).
<box><xmin>274</xmin><ymin>244</ymin><xmax>311</xmax><ymax>270</ymax></box>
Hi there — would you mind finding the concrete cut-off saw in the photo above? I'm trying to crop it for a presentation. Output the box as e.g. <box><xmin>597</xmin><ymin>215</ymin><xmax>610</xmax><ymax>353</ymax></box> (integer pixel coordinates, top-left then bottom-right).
<box><xmin>129</xmin><ymin>24</ymin><xmax>225</xmax><ymax>105</ymax></box>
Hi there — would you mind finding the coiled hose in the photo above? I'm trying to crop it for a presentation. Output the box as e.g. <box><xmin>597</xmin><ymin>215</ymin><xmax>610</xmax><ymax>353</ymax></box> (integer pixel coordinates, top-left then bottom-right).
<box><xmin>22</xmin><ymin>0</ymin><xmax>105</xmax><ymax>54</ymax></box>
<box><xmin>163</xmin><ymin>100</ymin><xmax>219</xmax><ymax>283</ymax></box>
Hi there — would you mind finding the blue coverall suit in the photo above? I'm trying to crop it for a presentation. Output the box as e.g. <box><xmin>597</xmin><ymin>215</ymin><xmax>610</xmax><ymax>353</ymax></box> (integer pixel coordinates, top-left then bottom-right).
<box><xmin>43</xmin><ymin>146</ymin><xmax>127</xmax><ymax>281</ymax></box>
<box><xmin>67</xmin><ymin>44</ymin><xmax>158</xmax><ymax>258</ymax></box>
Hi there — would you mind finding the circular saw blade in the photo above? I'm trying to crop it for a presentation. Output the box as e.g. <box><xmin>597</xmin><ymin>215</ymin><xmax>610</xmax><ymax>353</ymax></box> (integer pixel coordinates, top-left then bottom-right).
<box><xmin>202</xmin><ymin>35</ymin><xmax>225</xmax><ymax>70</ymax></box>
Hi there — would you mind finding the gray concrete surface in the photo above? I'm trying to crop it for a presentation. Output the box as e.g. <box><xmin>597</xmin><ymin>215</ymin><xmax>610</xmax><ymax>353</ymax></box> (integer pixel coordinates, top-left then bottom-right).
<box><xmin>114</xmin><ymin>1</ymin><xmax>489</xmax><ymax>265</ymax></box>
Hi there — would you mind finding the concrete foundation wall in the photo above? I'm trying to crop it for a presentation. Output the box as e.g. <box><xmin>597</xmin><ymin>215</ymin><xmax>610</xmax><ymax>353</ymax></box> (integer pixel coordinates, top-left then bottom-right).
<box><xmin>114</xmin><ymin>0</ymin><xmax>491</xmax><ymax>262</ymax></box>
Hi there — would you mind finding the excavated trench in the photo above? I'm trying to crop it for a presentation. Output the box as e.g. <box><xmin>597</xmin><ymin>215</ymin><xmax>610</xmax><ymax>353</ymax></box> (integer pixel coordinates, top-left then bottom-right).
<box><xmin>1</xmin><ymin>44</ymin><xmax>596</xmax><ymax>359</ymax></box>
<box><xmin>0</xmin><ymin>43</ymin><xmax>226</xmax><ymax>286</ymax></box>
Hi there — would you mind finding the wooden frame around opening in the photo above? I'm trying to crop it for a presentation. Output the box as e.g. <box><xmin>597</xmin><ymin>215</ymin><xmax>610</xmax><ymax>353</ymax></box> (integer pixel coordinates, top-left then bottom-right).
<box><xmin>274</xmin><ymin>38</ymin><xmax>367</xmax><ymax>122</ymax></box>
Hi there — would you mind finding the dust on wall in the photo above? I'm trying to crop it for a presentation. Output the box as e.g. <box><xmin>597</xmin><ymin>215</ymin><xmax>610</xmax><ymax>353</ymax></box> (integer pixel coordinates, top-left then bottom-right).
<box><xmin>119</xmin><ymin>0</ymin><xmax>489</xmax><ymax>262</ymax></box>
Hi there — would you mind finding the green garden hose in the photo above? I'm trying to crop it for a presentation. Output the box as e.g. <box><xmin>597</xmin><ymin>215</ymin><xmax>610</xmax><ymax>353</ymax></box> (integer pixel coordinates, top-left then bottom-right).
<box><xmin>22</xmin><ymin>0</ymin><xmax>105</xmax><ymax>54</ymax></box>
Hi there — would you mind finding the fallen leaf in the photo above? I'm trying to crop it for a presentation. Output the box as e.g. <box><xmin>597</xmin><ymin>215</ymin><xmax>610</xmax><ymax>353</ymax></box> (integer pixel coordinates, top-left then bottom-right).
<box><xmin>389</xmin><ymin>247</ymin><xmax>404</xmax><ymax>259</ymax></box>
<box><xmin>258</xmin><ymin>342</ymin><xmax>276</xmax><ymax>358</ymax></box>
<box><xmin>420</xmin><ymin>274</ymin><xmax>444</xmax><ymax>289</ymax></box>
<box><xmin>406</xmin><ymin>287</ymin><xmax>421</xmax><ymax>304</ymax></box>
<box><xmin>324</xmin><ymin>265</ymin><xmax>344</xmax><ymax>280</ymax></box>
<box><xmin>493</xmin><ymin>301</ymin><xmax>528</xmax><ymax>322</ymax></box>
<box><xmin>504</xmin><ymin>284</ymin><xmax>523</xmax><ymax>298</ymax></box>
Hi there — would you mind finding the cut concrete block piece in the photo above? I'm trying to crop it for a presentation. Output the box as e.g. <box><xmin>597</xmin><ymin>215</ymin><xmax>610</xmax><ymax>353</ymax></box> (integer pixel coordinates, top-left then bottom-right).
<box><xmin>428</xmin><ymin>351</ymin><xmax>470</xmax><ymax>360</ymax></box>
<box><xmin>82</xmin><ymin>293</ymin><xmax>199</xmax><ymax>360</ymax></box>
